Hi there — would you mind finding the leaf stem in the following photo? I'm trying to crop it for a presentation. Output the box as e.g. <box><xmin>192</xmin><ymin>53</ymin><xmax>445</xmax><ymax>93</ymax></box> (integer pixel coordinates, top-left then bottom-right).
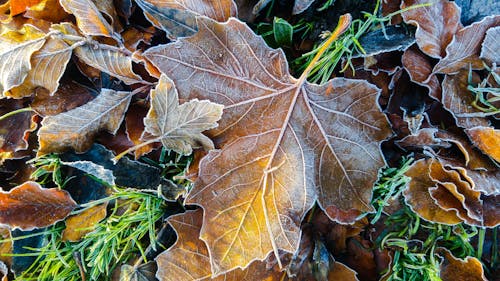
<box><xmin>297</xmin><ymin>14</ymin><xmax>352</xmax><ymax>84</ymax></box>
<box><xmin>0</xmin><ymin>107</ymin><xmax>33</xmax><ymax>121</ymax></box>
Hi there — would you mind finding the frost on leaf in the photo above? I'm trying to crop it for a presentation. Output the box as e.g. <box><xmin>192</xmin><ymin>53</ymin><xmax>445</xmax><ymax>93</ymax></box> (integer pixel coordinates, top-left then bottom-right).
<box><xmin>142</xmin><ymin>74</ymin><xmax>223</xmax><ymax>156</ymax></box>
<box><xmin>144</xmin><ymin>17</ymin><xmax>391</xmax><ymax>274</ymax></box>
<box><xmin>0</xmin><ymin>181</ymin><xmax>77</xmax><ymax>230</ymax></box>
<box><xmin>38</xmin><ymin>89</ymin><xmax>132</xmax><ymax>155</ymax></box>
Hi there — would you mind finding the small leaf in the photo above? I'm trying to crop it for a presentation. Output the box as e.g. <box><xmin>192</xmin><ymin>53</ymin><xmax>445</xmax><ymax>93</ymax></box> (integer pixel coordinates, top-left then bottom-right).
<box><xmin>434</xmin><ymin>15</ymin><xmax>500</xmax><ymax>74</ymax></box>
<box><xmin>401</xmin><ymin>0</ymin><xmax>462</xmax><ymax>58</ymax></box>
<box><xmin>0</xmin><ymin>99</ymin><xmax>37</xmax><ymax>155</ymax></box>
<box><xmin>466</xmin><ymin>126</ymin><xmax>500</xmax><ymax>163</ymax></box>
<box><xmin>62</xmin><ymin>203</ymin><xmax>107</xmax><ymax>242</ymax></box>
<box><xmin>142</xmin><ymin>74</ymin><xmax>223</xmax><ymax>156</ymax></box>
<box><xmin>273</xmin><ymin>17</ymin><xmax>293</xmax><ymax>46</ymax></box>
<box><xmin>0</xmin><ymin>29</ymin><xmax>46</xmax><ymax>97</ymax></box>
<box><xmin>38</xmin><ymin>89</ymin><xmax>132</xmax><ymax>155</ymax></box>
<box><xmin>60</xmin><ymin>160</ymin><xmax>115</xmax><ymax>186</ymax></box>
<box><xmin>59</xmin><ymin>0</ymin><xmax>115</xmax><ymax>38</ymax></box>
<box><xmin>74</xmin><ymin>43</ymin><xmax>143</xmax><ymax>85</ymax></box>
<box><xmin>0</xmin><ymin>181</ymin><xmax>77</xmax><ymax>230</ymax></box>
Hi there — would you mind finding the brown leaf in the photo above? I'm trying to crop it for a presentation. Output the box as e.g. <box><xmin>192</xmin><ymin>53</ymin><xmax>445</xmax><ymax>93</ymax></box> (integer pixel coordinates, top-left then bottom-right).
<box><xmin>31</xmin><ymin>80</ymin><xmax>96</xmax><ymax>116</ymax></box>
<box><xmin>480</xmin><ymin>26</ymin><xmax>499</xmax><ymax>65</ymax></box>
<box><xmin>442</xmin><ymin>70</ymin><xmax>490</xmax><ymax>129</ymax></box>
<box><xmin>24</xmin><ymin>0</ymin><xmax>69</xmax><ymax>22</ymax></box>
<box><xmin>434</xmin><ymin>15</ymin><xmax>500</xmax><ymax>74</ymax></box>
<box><xmin>0</xmin><ymin>99</ymin><xmax>37</xmax><ymax>156</ymax></box>
<box><xmin>125</xmin><ymin>103</ymin><xmax>155</xmax><ymax>159</ymax></box>
<box><xmin>466</xmin><ymin>126</ymin><xmax>500</xmax><ymax>163</ymax></box>
<box><xmin>438</xmin><ymin>248</ymin><xmax>487</xmax><ymax>281</ymax></box>
<box><xmin>402</xmin><ymin>45</ymin><xmax>441</xmax><ymax>100</ymax></box>
<box><xmin>74</xmin><ymin>43</ymin><xmax>143</xmax><ymax>85</ymax></box>
<box><xmin>62</xmin><ymin>203</ymin><xmax>107</xmax><ymax>242</ymax></box>
<box><xmin>403</xmin><ymin>159</ymin><xmax>462</xmax><ymax>225</ymax></box>
<box><xmin>401</xmin><ymin>0</ymin><xmax>461</xmax><ymax>58</ymax></box>
<box><xmin>136</xmin><ymin>0</ymin><xmax>236</xmax><ymax>39</ymax></box>
<box><xmin>92</xmin><ymin>0</ymin><xmax>122</xmax><ymax>32</ymax></box>
<box><xmin>8</xmin><ymin>36</ymin><xmax>72</xmax><ymax>98</ymax></box>
<box><xmin>0</xmin><ymin>181</ymin><xmax>77</xmax><ymax>230</ymax></box>
<box><xmin>59</xmin><ymin>0</ymin><xmax>116</xmax><ymax>38</ymax></box>
<box><xmin>144</xmin><ymin>16</ymin><xmax>391</xmax><ymax>274</ymax></box>
<box><xmin>156</xmin><ymin>209</ymin><xmax>286</xmax><ymax>281</ymax></box>
<box><xmin>0</xmin><ymin>26</ymin><xmax>46</xmax><ymax>98</ymax></box>
<box><xmin>37</xmin><ymin>89</ymin><xmax>132</xmax><ymax>155</ymax></box>
<box><xmin>142</xmin><ymin>74</ymin><xmax>223</xmax><ymax>156</ymax></box>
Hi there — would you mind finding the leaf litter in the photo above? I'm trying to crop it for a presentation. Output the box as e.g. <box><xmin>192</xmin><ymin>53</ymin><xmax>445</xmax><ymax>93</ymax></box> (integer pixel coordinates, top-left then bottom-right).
<box><xmin>0</xmin><ymin>0</ymin><xmax>498</xmax><ymax>280</ymax></box>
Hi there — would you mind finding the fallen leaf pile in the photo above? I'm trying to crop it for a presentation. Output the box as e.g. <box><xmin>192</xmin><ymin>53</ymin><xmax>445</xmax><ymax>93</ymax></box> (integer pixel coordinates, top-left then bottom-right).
<box><xmin>0</xmin><ymin>0</ymin><xmax>498</xmax><ymax>280</ymax></box>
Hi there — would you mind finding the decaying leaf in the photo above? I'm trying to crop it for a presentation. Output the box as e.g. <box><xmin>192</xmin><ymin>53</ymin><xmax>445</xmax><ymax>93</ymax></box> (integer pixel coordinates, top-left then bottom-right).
<box><xmin>0</xmin><ymin>99</ymin><xmax>37</xmax><ymax>158</ymax></box>
<box><xmin>480</xmin><ymin>25</ymin><xmax>499</xmax><ymax>65</ymax></box>
<box><xmin>401</xmin><ymin>0</ymin><xmax>461</xmax><ymax>58</ymax></box>
<box><xmin>59</xmin><ymin>0</ymin><xmax>116</xmax><ymax>38</ymax></box>
<box><xmin>38</xmin><ymin>89</ymin><xmax>132</xmax><ymax>155</ymax></box>
<box><xmin>402</xmin><ymin>46</ymin><xmax>441</xmax><ymax>100</ymax></box>
<box><xmin>142</xmin><ymin>74</ymin><xmax>224</xmax><ymax>156</ymax></box>
<box><xmin>125</xmin><ymin>103</ymin><xmax>156</xmax><ymax>159</ymax></box>
<box><xmin>145</xmin><ymin>16</ymin><xmax>391</xmax><ymax>274</ymax></box>
<box><xmin>466</xmin><ymin>126</ymin><xmax>500</xmax><ymax>162</ymax></box>
<box><xmin>434</xmin><ymin>15</ymin><xmax>500</xmax><ymax>74</ymax></box>
<box><xmin>404</xmin><ymin>158</ymin><xmax>499</xmax><ymax>227</ymax></box>
<box><xmin>156</xmin><ymin>209</ymin><xmax>286</xmax><ymax>281</ymax></box>
<box><xmin>0</xmin><ymin>28</ymin><xmax>46</xmax><ymax>98</ymax></box>
<box><xmin>442</xmin><ymin>70</ymin><xmax>489</xmax><ymax>129</ymax></box>
<box><xmin>136</xmin><ymin>0</ymin><xmax>236</xmax><ymax>39</ymax></box>
<box><xmin>62</xmin><ymin>203</ymin><xmax>107</xmax><ymax>241</ymax></box>
<box><xmin>0</xmin><ymin>181</ymin><xmax>77</xmax><ymax>230</ymax></box>
<box><xmin>9</xmin><ymin>36</ymin><xmax>72</xmax><ymax>98</ymax></box>
<box><xmin>403</xmin><ymin>159</ymin><xmax>463</xmax><ymax>225</ymax></box>
<box><xmin>73</xmin><ymin>43</ymin><xmax>143</xmax><ymax>85</ymax></box>
<box><xmin>438</xmin><ymin>248</ymin><xmax>487</xmax><ymax>281</ymax></box>
<box><xmin>60</xmin><ymin>160</ymin><xmax>115</xmax><ymax>186</ymax></box>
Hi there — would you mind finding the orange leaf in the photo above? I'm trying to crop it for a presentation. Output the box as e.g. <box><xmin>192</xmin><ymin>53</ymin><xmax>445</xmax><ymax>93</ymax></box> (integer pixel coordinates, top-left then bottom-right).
<box><xmin>59</xmin><ymin>0</ymin><xmax>115</xmax><ymax>38</ymax></box>
<box><xmin>438</xmin><ymin>248</ymin><xmax>487</xmax><ymax>281</ymax></box>
<box><xmin>62</xmin><ymin>203</ymin><xmax>107</xmax><ymax>242</ymax></box>
<box><xmin>0</xmin><ymin>181</ymin><xmax>77</xmax><ymax>230</ymax></box>
<box><xmin>144</xmin><ymin>16</ymin><xmax>391</xmax><ymax>274</ymax></box>
<box><xmin>10</xmin><ymin>0</ymin><xmax>42</xmax><ymax>16</ymax></box>
<box><xmin>467</xmin><ymin>126</ymin><xmax>500</xmax><ymax>163</ymax></box>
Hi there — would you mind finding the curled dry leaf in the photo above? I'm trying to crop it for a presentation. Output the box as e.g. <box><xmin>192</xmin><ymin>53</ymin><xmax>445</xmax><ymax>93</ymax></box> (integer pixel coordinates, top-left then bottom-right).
<box><xmin>0</xmin><ymin>100</ymin><xmax>37</xmax><ymax>159</ymax></box>
<box><xmin>9</xmin><ymin>36</ymin><xmax>72</xmax><ymax>98</ymax></box>
<box><xmin>155</xmin><ymin>209</ymin><xmax>286</xmax><ymax>281</ymax></box>
<box><xmin>142</xmin><ymin>74</ymin><xmax>224</xmax><ymax>156</ymax></box>
<box><xmin>466</xmin><ymin>126</ymin><xmax>500</xmax><ymax>162</ymax></box>
<box><xmin>0</xmin><ymin>26</ymin><xmax>46</xmax><ymax>98</ymax></box>
<box><xmin>401</xmin><ymin>0</ymin><xmax>462</xmax><ymax>58</ymax></box>
<box><xmin>480</xmin><ymin>25</ymin><xmax>499</xmax><ymax>64</ymax></box>
<box><xmin>144</xmin><ymin>16</ymin><xmax>391</xmax><ymax>275</ymax></box>
<box><xmin>442</xmin><ymin>70</ymin><xmax>490</xmax><ymax>129</ymax></box>
<box><xmin>0</xmin><ymin>181</ymin><xmax>77</xmax><ymax>230</ymax></box>
<box><xmin>403</xmin><ymin>159</ymin><xmax>463</xmax><ymax>225</ymax></box>
<box><xmin>402</xmin><ymin>45</ymin><xmax>441</xmax><ymax>100</ymax></box>
<box><xmin>59</xmin><ymin>0</ymin><xmax>115</xmax><ymax>38</ymax></box>
<box><xmin>434</xmin><ymin>15</ymin><xmax>500</xmax><ymax>74</ymax></box>
<box><xmin>62</xmin><ymin>203</ymin><xmax>107</xmax><ymax>242</ymax></box>
<box><xmin>136</xmin><ymin>0</ymin><xmax>236</xmax><ymax>39</ymax></box>
<box><xmin>404</xmin><ymin>158</ymin><xmax>499</xmax><ymax>227</ymax></box>
<box><xmin>438</xmin><ymin>248</ymin><xmax>487</xmax><ymax>281</ymax></box>
<box><xmin>37</xmin><ymin>89</ymin><xmax>132</xmax><ymax>155</ymax></box>
<box><xmin>73</xmin><ymin>43</ymin><xmax>143</xmax><ymax>85</ymax></box>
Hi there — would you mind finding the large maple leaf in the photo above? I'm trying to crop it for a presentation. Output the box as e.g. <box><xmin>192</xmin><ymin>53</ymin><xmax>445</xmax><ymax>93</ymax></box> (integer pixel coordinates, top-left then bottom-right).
<box><xmin>144</xmin><ymin>16</ymin><xmax>392</xmax><ymax>275</ymax></box>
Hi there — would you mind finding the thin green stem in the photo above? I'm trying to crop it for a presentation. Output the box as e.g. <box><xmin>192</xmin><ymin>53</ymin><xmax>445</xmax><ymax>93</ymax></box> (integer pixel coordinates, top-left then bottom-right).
<box><xmin>0</xmin><ymin>107</ymin><xmax>33</xmax><ymax>121</ymax></box>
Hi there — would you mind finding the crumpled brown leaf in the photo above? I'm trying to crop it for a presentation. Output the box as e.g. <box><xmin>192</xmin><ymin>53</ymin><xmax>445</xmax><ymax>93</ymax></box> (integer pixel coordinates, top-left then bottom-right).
<box><xmin>0</xmin><ymin>181</ymin><xmax>77</xmax><ymax>230</ymax></box>
<box><xmin>434</xmin><ymin>15</ymin><xmax>500</xmax><ymax>74</ymax></box>
<box><xmin>0</xmin><ymin>99</ymin><xmax>37</xmax><ymax>161</ymax></box>
<box><xmin>402</xmin><ymin>45</ymin><xmax>441</xmax><ymax>100</ymax></box>
<box><xmin>144</xmin><ymin>16</ymin><xmax>391</xmax><ymax>275</ymax></box>
<box><xmin>38</xmin><ymin>89</ymin><xmax>132</xmax><ymax>155</ymax></box>
<box><xmin>401</xmin><ymin>0</ymin><xmax>462</xmax><ymax>58</ymax></box>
